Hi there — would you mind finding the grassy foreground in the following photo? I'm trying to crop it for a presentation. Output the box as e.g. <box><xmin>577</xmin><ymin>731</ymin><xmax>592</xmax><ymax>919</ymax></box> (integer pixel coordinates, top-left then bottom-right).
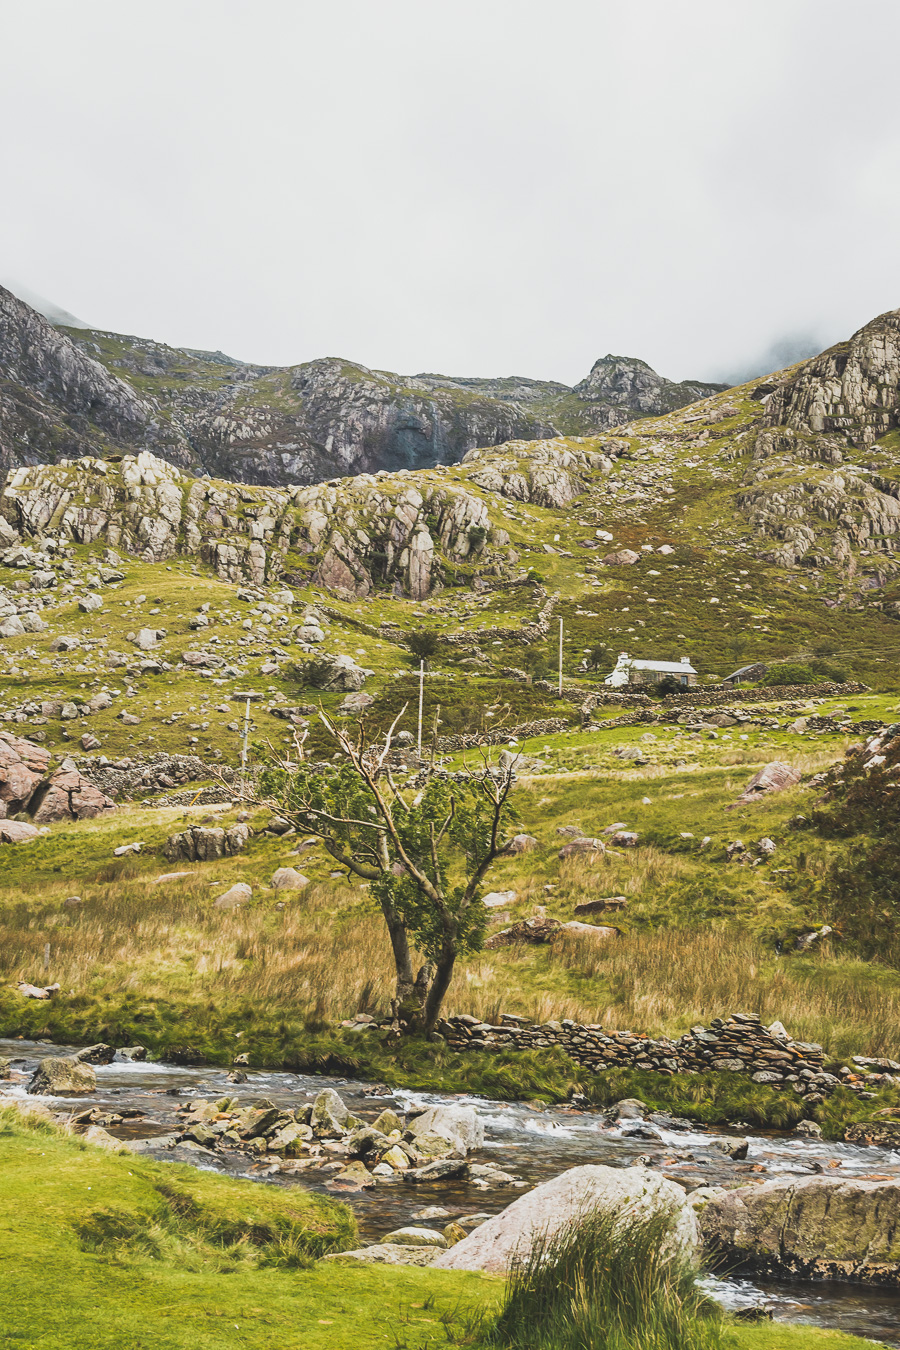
<box><xmin>0</xmin><ymin>1108</ymin><xmax>875</xmax><ymax>1350</ymax></box>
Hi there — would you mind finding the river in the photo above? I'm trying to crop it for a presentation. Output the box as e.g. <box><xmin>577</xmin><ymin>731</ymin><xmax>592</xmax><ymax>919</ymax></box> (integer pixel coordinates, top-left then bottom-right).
<box><xmin>3</xmin><ymin>1038</ymin><xmax>900</xmax><ymax>1346</ymax></box>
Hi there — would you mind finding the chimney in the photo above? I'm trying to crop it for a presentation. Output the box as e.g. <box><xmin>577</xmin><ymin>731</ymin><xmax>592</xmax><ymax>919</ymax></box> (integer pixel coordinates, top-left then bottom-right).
<box><xmin>680</xmin><ymin>655</ymin><xmax>691</xmax><ymax>665</ymax></box>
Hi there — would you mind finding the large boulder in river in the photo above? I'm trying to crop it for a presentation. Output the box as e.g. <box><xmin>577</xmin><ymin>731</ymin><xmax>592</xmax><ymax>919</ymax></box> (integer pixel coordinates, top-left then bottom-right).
<box><xmin>405</xmin><ymin>1104</ymin><xmax>484</xmax><ymax>1155</ymax></box>
<box><xmin>696</xmin><ymin>1175</ymin><xmax>900</xmax><ymax>1283</ymax></box>
<box><xmin>27</xmin><ymin>1056</ymin><xmax>97</xmax><ymax>1097</ymax></box>
<box><xmin>433</xmin><ymin>1165</ymin><xmax>698</xmax><ymax>1274</ymax></box>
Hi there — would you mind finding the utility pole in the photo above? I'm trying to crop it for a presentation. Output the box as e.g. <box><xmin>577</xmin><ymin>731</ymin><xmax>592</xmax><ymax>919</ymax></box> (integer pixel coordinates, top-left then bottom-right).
<box><xmin>417</xmin><ymin>660</ymin><xmax>425</xmax><ymax>757</ymax></box>
<box><xmin>240</xmin><ymin>697</ymin><xmax>251</xmax><ymax>793</ymax></box>
<box><xmin>558</xmin><ymin>617</ymin><xmax>564</xmax><ymax>695</ymax></box>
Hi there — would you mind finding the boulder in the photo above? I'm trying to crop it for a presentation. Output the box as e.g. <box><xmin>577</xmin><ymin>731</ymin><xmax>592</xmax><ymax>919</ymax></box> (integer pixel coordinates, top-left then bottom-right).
<box><xmin>27</xmin><ymin>1056</ymin><xmax>97</xmax><ymax>1097</ymax></box>
<box><xmin>31</xmin><ymin>767</ymin><xmax>116</xmax><ymax>824</ymax></box>
<box><xmin>434</xmin><ymin>1165</ymin><xmax>698</xmax><ymax>1273</ymax></box>
<box><xmin>326</xmin><ymin>1160</ymin><xmax>376</xmax><ymax>1191</ymax></box>
<box><xmin>75</xmin><ymin>1043</ymin><xmax>116</xmax><ymax>1065</ymax></box>
<box><xmin>322</xmin><ymin>1242</ymin><xmax>437</xmax><ymax>1266</ymax></box>
<box><xmin>482</xmin><ymin>889</ymin><xmax>516</xmax><ymax>908</ymax></box>
<box><xmin>82</xmin><ymin>1125</ymin><xmax>123</xmax><ymax>1151</ymax></box>
<box><xmin>0</xmin><ymin>733</ymin><xmax>50</xmax><ymax>813</ymax></box>
<box><xmin>0</xmin><ymin>615</ymin><xmax>25</xmax><ymax>637</ymax></box>
<box><xmin>271</xmin><ymin>867</ymin><xmax>309</xmax><ymax>890</ymax></box>
<box><xmin>574</xmin><ymin>896</ymin><xmax>627</xmax><ymax>915</ymax></box>
<box><xmin>696</xmin><ymin>1175</ymin><xmax>900</xmax><ymax>1283</ymax></box>
<box><xmin>505</xmin><ymin>833</ymin><xmax>539</xmax><ymax>854</ymax></box>
<box><xmin>304</xmin><ymin>653</ymin><xmax>373</xmax><ymax>692</ymax></box>
<box><xmin>406</xmin><ymin>1105</ymin><xmax>484</xmax><ymax>1154</ymax></box>
<box><xmin>213</xmin><ymin>883</ymin><xmax>252</xmax><ymax>910</ymax></box>
<box><xmin>164</xmin><ymin>825</ymin><xmax>248</xmax><ymax>862</ymax></box>
<box><xmin>0</xmin><ymin>820</ymin><xmax>40</xmax><ymax>844</ymax></box>
<box><xmin>311</xmin><ymin>1087</ymin><xmax>350</xmax><ymax>1137</ymax></box>
<box><xmin>78</xmin><ymin>594</ymin><xmax>103</xmax><ymax>613</ymax></box>
<box><xmin>600</xmin><ymin>549</ymin><xmax>640</xmax><ymax>566</ymax></box>
<box><xmin>558</xmin><ymin>837</ymin><xmax>606</xmax><ymax>859</ymax></box>
<box><xmin>732</xmin><ymin>761</ymin><xmax>801</xmax><ymax>806</ymax></box>
<box><xmin>558</xmin><ymin>922</ymin><xmax>620</xmax><ymax>941</ymax></box>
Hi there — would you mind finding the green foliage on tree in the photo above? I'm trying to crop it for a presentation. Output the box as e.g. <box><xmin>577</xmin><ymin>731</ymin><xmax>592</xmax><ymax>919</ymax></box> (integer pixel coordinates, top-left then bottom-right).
<box><xmin>257</xmin><ymin>711</ymin><xmax>517</xmax><ymax>1032</ymax></box>
<box><xmin>405</xmin><ymin>629</ymin><xmax>441</xmax><ymax>665</ymax></box>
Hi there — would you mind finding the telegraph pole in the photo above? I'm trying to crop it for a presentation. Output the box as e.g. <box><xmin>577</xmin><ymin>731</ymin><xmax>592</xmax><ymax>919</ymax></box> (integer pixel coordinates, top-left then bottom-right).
<box><xmin>558</xmin><ymin>617</ymin><xmax>564</xmax><ymax>694</ymax></box>
<box><xmin>417</xmin><ymin>660</ymin><xmax>425</xmax><ymax>756</ymax></box>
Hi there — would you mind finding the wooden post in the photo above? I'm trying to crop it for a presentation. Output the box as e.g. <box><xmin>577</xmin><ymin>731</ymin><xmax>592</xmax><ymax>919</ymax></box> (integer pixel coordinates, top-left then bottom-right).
<box><xmin>558</xmin><ymin>617</ymin><xmax>564</xmax><ymax>695</ymax></box>
<box><xmin>240</xmin><ymin>698</ymin><xmax>251</xmax><ymax>792</ymax></box>
<box><xmin>417</xmin><ymin>661</ymin><xmax>425</xmax><ymax>757</ymax></box>
<box><xmin>43</xmin><ymin>942</ymin><xmax>50</xmax><ymax>973</ymax></box>
<box><xmin>429</xmin><ymin>703</ymin><xmax>440</xmax><ymax>771</ymax></box>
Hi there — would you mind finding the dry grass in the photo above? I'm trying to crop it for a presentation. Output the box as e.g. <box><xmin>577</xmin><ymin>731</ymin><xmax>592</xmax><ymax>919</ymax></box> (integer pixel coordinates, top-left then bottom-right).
<box><xmin>0</xmin><ymin>876</ymin><xmax>399</xmax><ymax>1030</ymax></box>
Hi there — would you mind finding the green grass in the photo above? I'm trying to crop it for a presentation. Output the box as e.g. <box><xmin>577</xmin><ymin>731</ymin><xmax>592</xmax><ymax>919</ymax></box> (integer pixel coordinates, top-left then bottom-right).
<box><xmin>479</xmin><ymin>1204</ymin><xmax>724</xmax><ymax>1350</ymax></box>
<box><xmin>0</xmin><ymin>1105</ymin><xmax>489</xmax><ymax>1349</ymax></box>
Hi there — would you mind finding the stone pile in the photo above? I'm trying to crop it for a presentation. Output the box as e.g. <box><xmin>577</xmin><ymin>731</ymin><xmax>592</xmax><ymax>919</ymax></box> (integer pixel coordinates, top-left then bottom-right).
<box><xmin>121</xmin><ymin>1089</ymin><xmax>508</xmax><ymax>1191</ymax></box>
<box><xmin>80</xmin><ymin>753</ymin><xmax>220</xmax><ymax>800</ymax></box>
<box><xmin>432</xmin><ymin>1012</ymin><xmax>860</xmax><ymax>1102</ymax></box>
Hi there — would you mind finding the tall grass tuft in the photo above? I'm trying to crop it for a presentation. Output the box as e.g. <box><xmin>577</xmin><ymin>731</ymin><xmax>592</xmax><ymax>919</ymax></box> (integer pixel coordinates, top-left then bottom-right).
<box><xmin>486</xmin><ymin>1206</ymin><xmax>723</xmax><ymax>1350</ymax></box>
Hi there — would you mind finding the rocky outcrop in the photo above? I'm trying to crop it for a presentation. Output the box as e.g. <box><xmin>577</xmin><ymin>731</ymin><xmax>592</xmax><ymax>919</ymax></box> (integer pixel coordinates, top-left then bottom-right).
<box><xmin>0</xmin><ymin>285</ymin><xmax>192</xmax><ymax>478</ymax></box>
<box><xmin>761</xmin><ymin>310</ymin><xmax>900</xmax><ymax>450</ymax></box>
<box><xmin>0</xmin><ymin>735</ymin><xmax>114</xmax><ymax>822</ymax></box>
<box><xmin>696</xmin><ymin>1175</ymin><xmax>900</xmax><ymax>1284</ymax></box>
<box><xmin>574</xmin><ymin>355</ymin><xmax>726</xmax><ymax>425</ymax></box>
<box><xmin>434</xmin><ymin>1164</ymin><xmax>698</xmax><ymax>1273</ymax></box>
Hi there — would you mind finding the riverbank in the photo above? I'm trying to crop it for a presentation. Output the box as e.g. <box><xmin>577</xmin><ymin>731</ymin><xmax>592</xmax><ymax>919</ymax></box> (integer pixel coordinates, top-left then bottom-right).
<box><xmin>0</xmin><ymin>1105</ymin><xmax>886</xmax><ymax>1350</ymax></box>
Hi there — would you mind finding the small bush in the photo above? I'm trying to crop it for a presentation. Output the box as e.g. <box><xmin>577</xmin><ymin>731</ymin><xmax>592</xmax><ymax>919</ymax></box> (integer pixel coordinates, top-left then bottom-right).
<box><xmin>405</xmin><ymin>629</ymin><xmax>441</xmax><ymax>664</ymax></box>
<box><xmin>758</xmin><ymin>662</ymin><xmax>814</xmax><ymax>685</ymax></box>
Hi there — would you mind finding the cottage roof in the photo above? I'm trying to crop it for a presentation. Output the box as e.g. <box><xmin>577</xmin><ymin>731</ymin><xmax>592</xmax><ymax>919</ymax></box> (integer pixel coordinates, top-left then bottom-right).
<box><xmin>620</xmin><ymin>657</ymin><xmax>697</xmax><ymax>675</ymax></box>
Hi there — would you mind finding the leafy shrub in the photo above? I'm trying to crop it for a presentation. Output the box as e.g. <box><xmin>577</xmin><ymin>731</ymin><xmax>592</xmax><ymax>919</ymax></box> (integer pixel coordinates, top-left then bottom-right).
<box><xmin>758</xmin><ymin>662</ymin><xmax>814</xmax><ymax>685</ymax></box>
<box><xmin>405</xmin><ymin>629</ymin><xmax>441</xmax><ymax>664</ymax></box>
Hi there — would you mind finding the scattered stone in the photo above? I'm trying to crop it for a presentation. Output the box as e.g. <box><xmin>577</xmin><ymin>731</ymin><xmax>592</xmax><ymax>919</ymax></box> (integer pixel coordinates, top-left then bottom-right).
<box><xmin>380</xmin><ymin>1227</ymin><xmax>447</xmax><ymax>1248</ymax></box>
<box><xmin>213</xmin><ymin>883</ymin><xmax>252</xmax><ymax>909</ymax></box>
<box><xmin>505</xmin><ymin>833</ymin><xmax>538</xmax><ymax>854</ymax></box>
<box><xmin>74</xmin><ymin>1044</ymin><xmax>116</xmax><ymax>1065</ymax></box>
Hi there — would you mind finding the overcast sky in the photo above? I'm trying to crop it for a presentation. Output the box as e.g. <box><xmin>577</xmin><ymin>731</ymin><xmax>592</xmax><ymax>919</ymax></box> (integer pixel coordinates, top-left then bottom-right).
<box><xmin>2</xmin><ymin>1</ymin><xmax>899</xmax><ymax>385</ymax></box>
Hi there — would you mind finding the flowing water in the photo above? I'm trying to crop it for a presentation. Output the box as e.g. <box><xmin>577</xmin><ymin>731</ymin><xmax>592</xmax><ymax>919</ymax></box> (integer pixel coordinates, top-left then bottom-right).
<box><xmin>4</xmin><ymin>1038</ymin><xmax>900</xmax><ymax>1345</ymax></box>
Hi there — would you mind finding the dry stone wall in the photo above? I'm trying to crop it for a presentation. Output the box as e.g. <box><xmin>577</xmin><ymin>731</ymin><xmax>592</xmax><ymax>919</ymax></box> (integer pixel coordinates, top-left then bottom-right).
<box><xmin>437</xmin><ymin>1011</ymin><xmax>868</xmax><ymax>1102</ymax></box>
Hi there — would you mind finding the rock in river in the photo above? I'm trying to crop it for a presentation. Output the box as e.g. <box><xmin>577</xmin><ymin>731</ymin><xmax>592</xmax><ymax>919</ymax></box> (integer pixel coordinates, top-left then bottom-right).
<box><xmin>27</xmin><ymin>1056</ymin><xmax>97</xmax><ymax>1096</ymax></box>
<box><xmin>696</xmin><ymin>1175</ymin><xmax>900</xmax><ymax>1283</ymax></box>
<box><xmin>434</xmin><ymin>1164</ymin><xmax>698</xmax><ymax>1273</ymax></box>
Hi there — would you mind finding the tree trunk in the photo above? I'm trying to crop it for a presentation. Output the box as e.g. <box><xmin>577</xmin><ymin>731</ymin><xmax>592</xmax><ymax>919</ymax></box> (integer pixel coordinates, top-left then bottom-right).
<box><xmin>378</xmin><ymin>896</ymin><xmax>417</xmax><ymax>1005</ymax></box>
<box><xmin>422</xmin><ymin>940</ymin><xmax>458</xmax><ymax>1034</ymax></box>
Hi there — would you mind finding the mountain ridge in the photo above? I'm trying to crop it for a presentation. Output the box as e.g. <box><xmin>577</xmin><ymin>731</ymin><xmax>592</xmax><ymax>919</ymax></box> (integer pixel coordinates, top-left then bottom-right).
<box><xmin>0</xmin><ymin>283</ymin><xmax>726</xmax><ymax>488</ymax></box>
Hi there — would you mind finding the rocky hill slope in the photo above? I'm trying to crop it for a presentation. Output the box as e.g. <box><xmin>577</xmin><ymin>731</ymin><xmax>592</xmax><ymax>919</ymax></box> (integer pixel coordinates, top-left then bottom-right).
<box><xmin>0</xmin><ymin>284</ymin><xmax>726</xmax><ymax>487</ymax></box>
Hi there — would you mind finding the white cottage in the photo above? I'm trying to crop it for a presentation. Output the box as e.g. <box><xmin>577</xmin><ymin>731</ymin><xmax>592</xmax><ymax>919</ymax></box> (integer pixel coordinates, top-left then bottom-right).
<box><xmin>603</xmin><ymin>652</ymin><xmax>697</xmax><ymax>689</ymax></box>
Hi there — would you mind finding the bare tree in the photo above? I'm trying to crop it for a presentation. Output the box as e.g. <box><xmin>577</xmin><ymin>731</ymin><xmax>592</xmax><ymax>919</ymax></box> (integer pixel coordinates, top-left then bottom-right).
<box><xmin>254</xmin><ymin>709</ymin><xmax>518</xmax><ymax>1034</ymax></box>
